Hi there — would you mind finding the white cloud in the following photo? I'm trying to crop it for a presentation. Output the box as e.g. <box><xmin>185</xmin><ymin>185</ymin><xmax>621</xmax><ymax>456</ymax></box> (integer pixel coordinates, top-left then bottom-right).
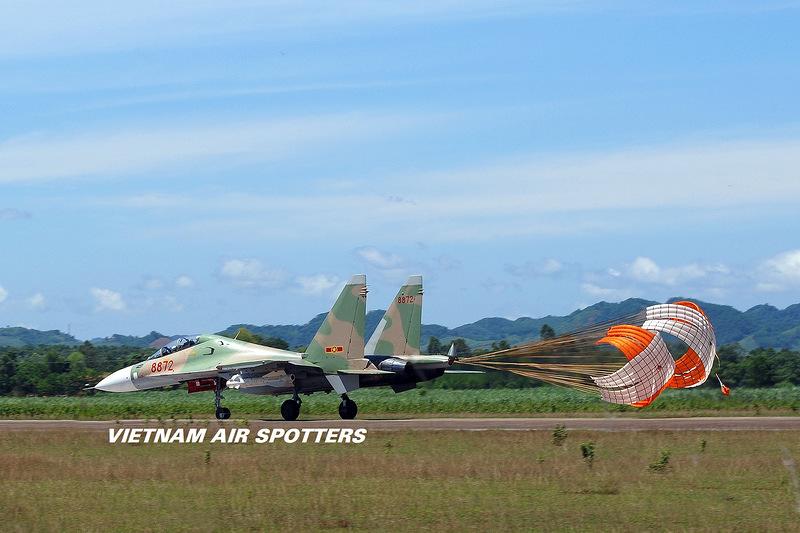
<box><xmin>90</xmin><ymin>288</ymin><xmax>126</xmax><ymax>312</ymax></box>
<box><xmin>95</xmin><ymin>137</ymin><xmax>800</xmax><ymax>243</ymax></box>
<box><xmin>296</xmin><ymin>274</ymin><xmax>339</xmax><ymax>295</ymax></box>
<box><xmin>355</xmin><ymin>246</ymin><xmax>403</xmax><ymax>269</ymax></box>
<box><xmin>581</xmin><ymin>283</ymin><xmax>624</xmax><ymax>298</ymax></box>
<box><xmin>175</xmin><ymin>275</ymin><xmax>194</xmax><ymax>288</ymax></box>
<box><xmin>0</xmin><ymin>208</ymin><xmax>31</xmax><ymax>220</ymax></box>
<box><xmin>755</xmin><ymin>282</ymin><xmax>783</xmax><ymax>293</ymax></box>
<box><xmin>506</xmin><ymin>258</ymin><xmax>563</xmax><ymax>277</ymax></box>
<box><xmin>0</xmin><ymin>286</ymin><xmax>7</xmax><ymax>304</ymax></box>
<box><xmin>0</xmin><ymin>1</ymin><xmax>587</xmax><ymax>60</ymax></box>
<box><xmin>142</xmin><ymin>277</ymin><xmax>164</xmax><ymax>291</ymax></box>
<box><xmin>627</xmin><ymin>256</ymin><xmax>722</xmax><ymax>286</ymax></box>
<box><xmin>0</xmin><ymin>113</ymin><xmax>421</xmax><ymax>184</ymax></box>
<box><xmin>758</xmin><ymin>249</ymin><xmax>800</xmax><ymax>290</ymax></box>
<box><xmin>629</xmin><ymin>257</ymin><xmax>662</xmax><ymax>283</ymax></box>
<box><xmin>161</xmin><ymin>295</ymin><xmax>185</xmax><ymax>313</ymax></box>
<box><xmin>220</xmin><ymin>259</ymin><xmax>286</xmax><ymax>289</ymax></box>
<box><xmin>27</xmin><ymin>293</ymin><xmax>46</xmax><ymax>310</ymax></box>
<box><xmin>353</xmin><ymin>246</ymin><xmax>412</xmax><ymax>282</ymax></box>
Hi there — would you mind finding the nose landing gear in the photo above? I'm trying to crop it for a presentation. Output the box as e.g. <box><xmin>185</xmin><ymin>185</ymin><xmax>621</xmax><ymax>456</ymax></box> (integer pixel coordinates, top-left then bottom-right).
<box><xmin>214</xmin><ymin>378</ymin><xmax>231</xmax><ymax>420</ymax></box>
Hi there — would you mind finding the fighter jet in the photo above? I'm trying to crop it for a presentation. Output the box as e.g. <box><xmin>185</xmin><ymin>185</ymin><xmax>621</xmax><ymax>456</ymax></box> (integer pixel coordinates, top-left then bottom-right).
<box><xmin>95</xmin><ymin>274</ymin><xmax>467</xmax><ymax>420</ymax></box>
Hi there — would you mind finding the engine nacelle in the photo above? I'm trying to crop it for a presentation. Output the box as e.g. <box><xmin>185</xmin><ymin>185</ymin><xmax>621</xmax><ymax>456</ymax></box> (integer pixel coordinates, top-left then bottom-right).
<box><xmin>377</xmin><ymin>357</ymin><xmax>410</xmax><ymax>374</ymax></box>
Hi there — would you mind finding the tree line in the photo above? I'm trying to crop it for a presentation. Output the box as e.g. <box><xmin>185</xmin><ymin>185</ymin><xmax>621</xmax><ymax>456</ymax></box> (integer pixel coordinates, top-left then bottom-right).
<box><xmin>0</xmin><ymin>325</ymin><xmax>798</xmax><ymax>396</ymax></box>
<box><xmin>0</xmin><ymin>328</ymin><xmax>290</xmax><ymax>396</ymax></box>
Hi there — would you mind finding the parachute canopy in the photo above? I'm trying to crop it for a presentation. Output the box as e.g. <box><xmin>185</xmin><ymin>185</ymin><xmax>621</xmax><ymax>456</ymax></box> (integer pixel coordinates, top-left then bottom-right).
<box><xmin>460</xmin><ymin>301</ymin><xmax>718</xmax><ymax>408</ymax></box>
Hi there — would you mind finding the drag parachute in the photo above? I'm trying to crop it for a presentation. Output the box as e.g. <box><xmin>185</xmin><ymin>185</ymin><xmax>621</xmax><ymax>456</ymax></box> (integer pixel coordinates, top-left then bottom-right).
<box><xmin>591</xmin><ymin>301</ymin><xmax>716</xmax><ymax>407</ymax></box>
<box><xmin>461</xmin><ymin>300</ymin><xmax>722</xmax><ymax>408</ymax></box>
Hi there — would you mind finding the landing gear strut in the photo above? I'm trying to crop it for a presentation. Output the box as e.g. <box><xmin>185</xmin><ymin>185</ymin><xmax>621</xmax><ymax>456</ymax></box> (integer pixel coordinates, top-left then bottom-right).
<box><xmin>280</xmin><ymin>390</ymin><xmax>302</xmax><ymax>421</ymax></box>
<box><xmin>214</xmin><ymin>378</ymin><xmax>231</xmax><ymax>420</ymax></box>
<box><xmin>338</xmin><ymin>394</ymin><xmax>358</xmax><ymax>420</ymax></box>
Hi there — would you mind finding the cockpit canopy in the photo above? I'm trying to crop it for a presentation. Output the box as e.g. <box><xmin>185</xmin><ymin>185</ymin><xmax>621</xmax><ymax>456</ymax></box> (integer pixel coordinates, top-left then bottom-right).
<box><xmin>147</xmin><ymin>336</ymin><xmax>200</xmax><ymax>360</ymax></box>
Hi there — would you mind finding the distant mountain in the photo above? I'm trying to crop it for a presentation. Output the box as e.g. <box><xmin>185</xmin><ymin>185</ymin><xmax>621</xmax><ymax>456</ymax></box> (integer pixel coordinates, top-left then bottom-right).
<box><xmin>219</xmin><ymin>310</ymin><xmax>386</xmax><ymax>349</ymax></box>
<box><xmin>90</xmin><ymin>331</ymin><xmax>171</xmax><ymax>348</ymax></box>
<box><xmin>0</xmin><ymin>327</ymin><xmax>78</xmax><ymax>348</ymax></box>
<box><xmin>2</xmin><ymin>298</ymin><xmax>800</xmax><ymax>350</ymax></box>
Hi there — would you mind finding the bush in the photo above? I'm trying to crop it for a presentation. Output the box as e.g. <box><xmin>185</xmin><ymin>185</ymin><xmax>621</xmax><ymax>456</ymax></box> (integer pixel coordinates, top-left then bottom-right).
<box><xmin>649</xmin><ymin>449</ymin><xmax>671</xmax><ymax>473</ymax></box>
<box><xmin>580</xmin><ymin>442</ymin><xmax>595</xmax><ymax>468</ymax></box>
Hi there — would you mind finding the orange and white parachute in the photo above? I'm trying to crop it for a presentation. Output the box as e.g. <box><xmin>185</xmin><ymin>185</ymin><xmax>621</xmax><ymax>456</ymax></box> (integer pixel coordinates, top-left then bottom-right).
<box><xmin>592</xmin><ymin>301</ymin><xmax>716</xmax><ymax>407</ymax></box>
<box><xmin>460</xmin><ymin>300</ymin><xmax>722</xmax><ymax>408</ymax></box>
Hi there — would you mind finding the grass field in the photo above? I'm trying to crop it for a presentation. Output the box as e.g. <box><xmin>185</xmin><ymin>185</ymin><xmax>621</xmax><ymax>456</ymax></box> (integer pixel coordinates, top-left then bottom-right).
<box><xmin>2</xmin><ymin>427</ymin><xmax>799</xmax><ymax>531</ymax></box>
<box><xmin>1</xmin><ymin>386</ymin><xmax>799</xmax><ymax>419</ymax></box>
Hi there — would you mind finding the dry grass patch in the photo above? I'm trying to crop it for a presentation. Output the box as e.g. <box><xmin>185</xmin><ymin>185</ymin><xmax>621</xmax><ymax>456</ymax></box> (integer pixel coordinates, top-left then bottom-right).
<box><xmin>1</xmin><ymin>429</ymin><xmax>799</xmax><ymax>531</ymax></box>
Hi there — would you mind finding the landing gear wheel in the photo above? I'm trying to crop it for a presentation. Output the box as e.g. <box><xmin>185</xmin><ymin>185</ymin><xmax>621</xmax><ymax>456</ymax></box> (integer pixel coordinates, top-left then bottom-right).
<box><xmin>281</xmin><ymin>399</ymin><xmax>301</xmax><ymax>421</ymax></box>
<box><xmin>338</xmin><ymin>398</ymin><xmax>358</xmax><ymax>420</ymax></box>
<box><xmin>213</xmin><ymin>378</ymin><xmax>229</xmax><ymax>420</ymax></box>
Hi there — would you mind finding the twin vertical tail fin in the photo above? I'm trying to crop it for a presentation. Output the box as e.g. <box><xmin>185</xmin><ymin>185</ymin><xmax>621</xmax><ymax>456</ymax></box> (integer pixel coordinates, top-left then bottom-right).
<box><xmin>365</xmin><ymin>275</ymin><xmax>423</xmax><ymax>356</ymax></box>
<box><xmin>306</xmin><ymin>274</ymin><xmax>367</xmax><ymax>363</ymax></box>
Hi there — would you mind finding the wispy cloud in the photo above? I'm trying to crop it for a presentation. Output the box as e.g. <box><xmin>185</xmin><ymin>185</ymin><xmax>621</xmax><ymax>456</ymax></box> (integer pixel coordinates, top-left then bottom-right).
<box><xmin>581</xmin><ymin>282</ymin><xmax>632</xmax><ymax>299</ymax></box>
<box><xmin>219</xmin><ymin>259</ymin><xmax>286</xmax><ymax>289</ymax></box>
<box><xmin>576</xmin><ymin>255</ymin><xmax>741</xmax><ymax>304</ymax></box>
<box><xmin>175</xmin><ymin>275</ymin><xmax>194</xmax><ymax>289</ymax></box>
<box><xmin>406</xmin><ymin>137</ymin><xmax>800</xmax><ymax>213</ymax></box>
<box><xmin>92</xmin><ymin>136</ymin><xmax>800</xmax><ymax>242</ymax></box>
<box><xmin>627</xmin><ymin>256</ymin><xmax>729</xmax><ymax>286</ymax></box>
<box><xmin>355</xmin><ymin>247</ymin><xmax>403</xmax><ymax>270</ymax></box>
<box><xmin>0</xmin><ymin>285</ymin><xmax>7</xmax><ymax>304</ymax></box>
<box><xmin>295</xmin><ymin>274</ymin><xmax>340</xmax><ymax>296</ymax></box>
<box><xmin>0</xmin><ymin>113</ymin><xmax>422</xmax><ymax>184</ymax></box>
<box><xmin>0</xmin><ymin>208</ymin><xmax>31</xmax><ymax>220</ymax></box>
<box><xmin>506</xmin><ymin>258</ymin><xmax>564</xmax><ymax>278</ymax></box>
<box><xmin>0</xmin><ymin>1</ymin><xmax>599</xmax><ymax>59</ymax></box>
<box><xmin>27</xmin><ymin>293</ymin><xmax>47</xmax><ymax>311</ymax></box>
<box><xmin>354</xmin><ymin>246</ymin><xmax>415</xmax><ymax>282</ymax></box>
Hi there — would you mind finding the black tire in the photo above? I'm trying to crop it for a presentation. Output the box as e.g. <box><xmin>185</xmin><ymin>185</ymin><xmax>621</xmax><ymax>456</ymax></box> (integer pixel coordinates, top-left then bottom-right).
<box><xmin>280</xmin><ymin>399</ymin><xmax>300</xmax><ymax>421</ymax></box>
<box><xmin>338</xmin><ymin>398</ymin><xmax>358</xmax><ymax>420</ymax></box>
<box><xmin>215</xmin><ymin>407</ymin><xmax>231</xmax><ymax>420</ymax></box>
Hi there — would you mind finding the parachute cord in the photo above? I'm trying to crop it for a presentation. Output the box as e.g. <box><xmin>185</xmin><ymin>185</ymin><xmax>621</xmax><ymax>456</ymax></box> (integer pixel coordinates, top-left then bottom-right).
<box><xmin>715</xmin><ymin>374</ymin><xmax>731</xmax><ymax>396</ymax></box>
<box><xmin>713</xmin><ymin>351</ymin><xmax>730</xmax><ymax>396</ymax></box>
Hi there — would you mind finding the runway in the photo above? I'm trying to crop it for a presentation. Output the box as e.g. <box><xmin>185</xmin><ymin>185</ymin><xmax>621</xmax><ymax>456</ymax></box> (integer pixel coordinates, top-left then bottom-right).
<box><xmin>2</xmin><ymin>416</ymin><xmax>800</xmax><ymax>432</ymax></box>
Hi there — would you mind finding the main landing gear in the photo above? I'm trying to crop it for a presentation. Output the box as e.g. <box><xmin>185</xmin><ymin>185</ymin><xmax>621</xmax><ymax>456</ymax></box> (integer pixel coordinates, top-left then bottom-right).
<box><xmin>280</xmin><ymin>391</ymin><xmax>302</xmax><ymax>421</ymax></box>
<box><xmin>214</xmin><ymin>378</ymin><xmax>231</xmax><ymax>420</ymax></box>
<box><xmin>338</xmin><ymin>394</ymin><xmax>358</xmax><ymax>420</ymax></box>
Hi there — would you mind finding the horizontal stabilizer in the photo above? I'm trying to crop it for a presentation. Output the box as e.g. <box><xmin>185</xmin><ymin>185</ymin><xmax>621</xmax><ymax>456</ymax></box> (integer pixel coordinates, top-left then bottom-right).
<box><xmin>325</xmin><ymin>374</ymin><xmax>360</xmax><ymax>394</ymax></box>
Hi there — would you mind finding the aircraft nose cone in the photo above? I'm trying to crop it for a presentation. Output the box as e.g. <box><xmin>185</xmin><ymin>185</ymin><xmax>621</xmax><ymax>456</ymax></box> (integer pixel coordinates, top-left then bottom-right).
<box><xmin>96</xmin><ymin>367</ymin><xmax>137</xmax><ymax>392</ymax></box>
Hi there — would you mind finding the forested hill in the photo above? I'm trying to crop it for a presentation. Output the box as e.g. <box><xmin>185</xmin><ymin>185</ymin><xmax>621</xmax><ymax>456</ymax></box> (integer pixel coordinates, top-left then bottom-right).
<box><xmin>229</xmin><ymin>298</ymin><xmax>800</xmax><ymax>350</ymax></box>
<box><xmin>0</xmin><ymin>327</ymin><xmax>79</xmax><ymax>348</ymax></box>
<box><xmin>2</xmin><ymin>298</ymin><xmax>799</xmax><ymax>350</ymax></box>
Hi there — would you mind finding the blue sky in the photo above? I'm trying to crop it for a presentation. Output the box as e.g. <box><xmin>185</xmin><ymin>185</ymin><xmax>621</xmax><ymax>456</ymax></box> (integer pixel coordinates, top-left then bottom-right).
<box><xmin>1</xmin><ymin>1</ymin><xmax>799</xmax><ymax>339</ymax></box>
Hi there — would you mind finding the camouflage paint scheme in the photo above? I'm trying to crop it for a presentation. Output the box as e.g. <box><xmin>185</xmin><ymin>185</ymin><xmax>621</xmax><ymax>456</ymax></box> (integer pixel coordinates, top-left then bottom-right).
<box><xmin>96</xmin><ymin>274</ymin><xmax>461</xmax><ymax>405</ymax></box>
<box><xmin>365</xmin><ymin>275</ymin><xmax>457</xmax><ymax>374</ymax></box>
<box><xmin>365</xmin><ymin>275</ymin><xmax>422</xmax><ymax>357</ymax></box>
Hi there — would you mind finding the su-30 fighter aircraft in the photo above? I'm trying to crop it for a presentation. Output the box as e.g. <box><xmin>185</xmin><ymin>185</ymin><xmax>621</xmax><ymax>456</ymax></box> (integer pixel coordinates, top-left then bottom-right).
<box><xmin>95</xmin><ymin>275</ymin><xmax>466</xmax><ymax>420</ymax></box>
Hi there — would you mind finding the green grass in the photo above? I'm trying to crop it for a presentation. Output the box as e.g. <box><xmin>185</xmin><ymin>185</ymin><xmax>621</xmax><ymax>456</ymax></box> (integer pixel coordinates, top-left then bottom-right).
<box><xmin>1</xmin><ymin>386</ymin><xmax>799</xmax><ymax>419</ymax></box>
<box><xmin>2</xmin><ymin>428</ymin><xmax>800</xmax><ymax>531</ymax></box>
